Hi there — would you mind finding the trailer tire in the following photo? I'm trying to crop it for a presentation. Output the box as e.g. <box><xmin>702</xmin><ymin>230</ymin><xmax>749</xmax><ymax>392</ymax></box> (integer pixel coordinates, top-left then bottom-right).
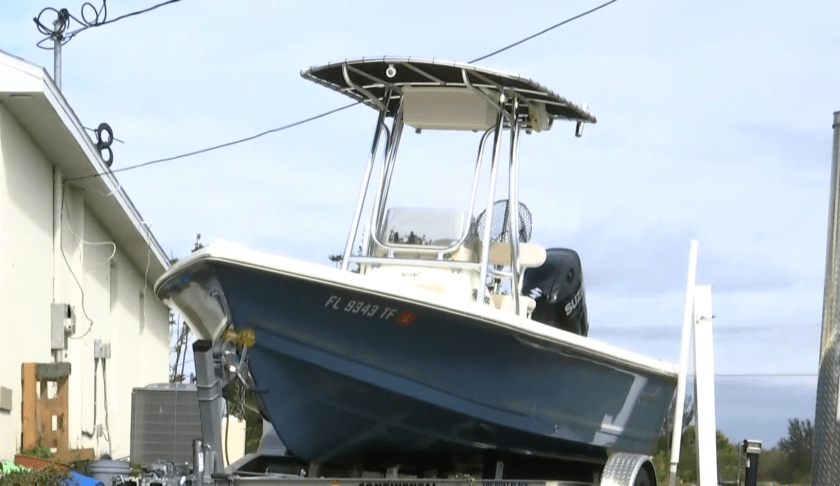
<box><xmin>633</xmin><ymin>462</ymin><xmax>655</xmax><ymax>486</ymax></box>
<box><xmin>600</xmin><ymin>452</ymin><xmax>656</xmax><ymax>486</ymax></box>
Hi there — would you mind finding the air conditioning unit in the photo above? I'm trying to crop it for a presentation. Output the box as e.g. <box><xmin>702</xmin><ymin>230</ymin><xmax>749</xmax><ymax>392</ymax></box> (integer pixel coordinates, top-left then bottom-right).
<box><xmin>130</xmin><ymin>383</ymin><xmax>202</xmax><ymax>466</ymax></box>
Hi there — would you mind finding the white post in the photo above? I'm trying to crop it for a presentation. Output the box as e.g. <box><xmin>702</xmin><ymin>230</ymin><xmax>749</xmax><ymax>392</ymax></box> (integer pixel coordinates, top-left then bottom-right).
<box><xmin>693</xmin><ymin>285</ymin><xmax>718</xmax><ymax>486</ymax></box>
<box><xmin>669</xmin><ymin>240</ymin><xmax>699</xmax><ymax>486</ymax></box>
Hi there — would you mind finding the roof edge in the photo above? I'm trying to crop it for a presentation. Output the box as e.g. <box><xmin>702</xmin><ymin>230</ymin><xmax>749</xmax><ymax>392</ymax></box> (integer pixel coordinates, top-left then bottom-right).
<box><xmin>0</xmin><ymin>49</ymin><xmax>171</xmax><ymax>276</ymax></box>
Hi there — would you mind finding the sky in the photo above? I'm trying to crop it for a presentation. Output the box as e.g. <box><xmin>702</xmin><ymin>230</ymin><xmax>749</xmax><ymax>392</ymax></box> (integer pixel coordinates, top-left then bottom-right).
<box><xmin>2</xmin><ymin>0</ymin><xmax>840</xmax><ymax>450</ymax></box>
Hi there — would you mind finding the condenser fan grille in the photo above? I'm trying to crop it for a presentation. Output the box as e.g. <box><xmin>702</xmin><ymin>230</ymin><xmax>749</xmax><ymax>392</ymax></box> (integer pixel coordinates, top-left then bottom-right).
<box><xmin>476</xmin><ymin>200</ymin><xmax>532</xmax><ymax>243</ymax></box>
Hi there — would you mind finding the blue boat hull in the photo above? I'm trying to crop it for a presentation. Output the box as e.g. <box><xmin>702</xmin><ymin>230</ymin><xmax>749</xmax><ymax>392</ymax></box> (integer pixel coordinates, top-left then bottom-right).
<box><xmin>157</xmin><ymin>252</ymin><xmax>677</xmax><ymax>474</ymax></box>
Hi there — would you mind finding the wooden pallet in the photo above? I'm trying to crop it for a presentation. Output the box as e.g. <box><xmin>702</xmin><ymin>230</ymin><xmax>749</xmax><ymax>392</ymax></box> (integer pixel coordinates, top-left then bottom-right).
<box><xmin>20</xmin><ymin>363</ymin><xmax>94</xmax><ymax>463</ymax></box>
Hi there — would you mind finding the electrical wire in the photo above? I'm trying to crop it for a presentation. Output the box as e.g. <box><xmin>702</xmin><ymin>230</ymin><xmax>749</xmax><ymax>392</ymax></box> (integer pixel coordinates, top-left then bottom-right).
<box><xmin>710</xmin><ymin>373</ymin><xmax>818</xmax><ymax>378</ymax></box>
<box><xmin>678</xmin><ymin>373</ymin><xmax>819</xmax><ymax>379</ymax></box>
<box><xmin>469</xmin><ymin>0</ymin><xmax>618</xmax><ymax>63</ymax></box>
<box><xmin>60</xmin><ymin>184</ymin><xmax>99</xmax><ymax>340</ymax></box>
<box><xmin>62</xmin><ymin>185</ymin><xmax>118</xmax><ymax>267</ymax></box>
<box><xmin>67</xmin><ymin>1</ymin><xmax>616</xmax><ymax>182</ymax></box>
<box><xmin>65</xmin><ymin>223</ymin><xmax>117</xmax><ymax>266</ymax></box>
<box><xmin>61</xmin><ymin>180</ymin><xmax>121</xmax><ymax>340</ymax></box>
<box><xmin>71</xmin><ymin>179</ymin><xmax>122</xmax><ymax>198</ymax></box>
<box><xmin>35</xmin><ymin>0</ymin><xmax>182</xmax><ymax>49</ymax></box>
<box><xmin>88</xmin><ymin>0</ymin><xmax>179</xmax><ymax>28</ymax></box>
<box><xmin>68</xmin><ymin>102</ymin><xmax>361</xmax><ymax>181</ymax></box>
<box><xmin>224</xmin><ymin>407</ymin><xmax>230</xmax><ymax>469</ymax></box>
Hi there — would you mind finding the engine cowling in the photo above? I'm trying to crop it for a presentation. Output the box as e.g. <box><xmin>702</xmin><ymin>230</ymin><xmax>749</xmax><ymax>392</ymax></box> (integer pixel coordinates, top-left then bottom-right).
<box><xmin>521</xmin><ymin>248</ymin><xmax>589</xmax><ymax>336</ymax></box>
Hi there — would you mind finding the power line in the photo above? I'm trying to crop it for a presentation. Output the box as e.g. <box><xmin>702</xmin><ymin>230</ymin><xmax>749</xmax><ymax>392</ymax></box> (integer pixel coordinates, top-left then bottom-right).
<box><xmin>68</xmin><ymin>102</ymin><xmax>360</xmax><ymax>181</ymax></box>
<box><xmin>469</xmin><ymin>0</ymin><xmax>618</xmax><ymax>64</ymax></box>
<box><xmin>682</xmin><ymin>373</ymin><xmax>818</xmax><ymax>379</ymax></box>
<box><xmin>88</xmin><ymin>0</ymin><xmax>180</xmax><ymax>28</ymax></box>
<box><xmin>711</xmin><ymin>373</ymin><xmax>817</xmax><ymax>378</ymax></box>
<box><xmin>35</xmin><ymin>0</ymin><xmax>182</xmax><ymax>49</ymax></box>
<box><xmin>69</xmin><ymin>0</ymin><xmax>617</xmax><ymax>181</ymax></box>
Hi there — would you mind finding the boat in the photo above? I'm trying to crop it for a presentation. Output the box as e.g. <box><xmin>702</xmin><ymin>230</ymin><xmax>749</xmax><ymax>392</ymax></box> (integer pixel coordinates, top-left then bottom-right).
<box><xmin>155</xmin><ymin>57</ymin><xmax>679</xmax><ymax>480</ymax></box>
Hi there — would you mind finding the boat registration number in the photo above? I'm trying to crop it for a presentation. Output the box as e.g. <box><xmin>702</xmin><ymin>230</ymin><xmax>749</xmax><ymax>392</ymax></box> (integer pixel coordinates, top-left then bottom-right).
<box><xmin>324</xmin><ymin>295</ymin><xmax>398</xmax><ymax>319</ymax></box>
<box><xmin>324</xmin><ymin>295</ymin><xmax>419</xmax><ymax>325</ymax></box>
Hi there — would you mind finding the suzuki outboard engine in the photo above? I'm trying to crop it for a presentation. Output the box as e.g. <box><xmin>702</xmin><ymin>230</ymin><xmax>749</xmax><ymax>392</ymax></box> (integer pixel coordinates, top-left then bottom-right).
<box><xmin>522</xmin><ymin>248</ymin><xmax>589</xmax><ymax>336</ymax></box>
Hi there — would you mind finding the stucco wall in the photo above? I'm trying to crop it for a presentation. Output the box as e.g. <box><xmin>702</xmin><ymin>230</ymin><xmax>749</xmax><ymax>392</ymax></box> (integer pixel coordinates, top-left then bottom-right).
<box><xmin>0</xmin><ymin>104</ymin><xmax>169</xmax><ymax>460</ymax></box>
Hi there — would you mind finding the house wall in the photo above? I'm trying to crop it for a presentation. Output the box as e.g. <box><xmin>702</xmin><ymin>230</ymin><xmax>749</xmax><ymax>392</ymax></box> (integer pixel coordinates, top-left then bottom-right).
<box><xmin>0</xmin><ymin>104</ymin><xmax>169</xmax><ymax>461</ymax></box>
<box><xmin>0</xmin><ymin>103</ymin><xmax>54</xmax><ymax>456</ymax></box>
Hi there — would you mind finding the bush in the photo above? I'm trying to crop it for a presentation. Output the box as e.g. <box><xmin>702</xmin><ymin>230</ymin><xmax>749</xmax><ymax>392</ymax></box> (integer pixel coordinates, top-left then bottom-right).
<box><xmin>0</xmin><ymin>464</ymin><xmax>72</xmax><ymax>486</ymax></box>
<box><xmin>650</xmin><ymin>428</ymin><xmax>740</xmax><ymax>485</ymax></box>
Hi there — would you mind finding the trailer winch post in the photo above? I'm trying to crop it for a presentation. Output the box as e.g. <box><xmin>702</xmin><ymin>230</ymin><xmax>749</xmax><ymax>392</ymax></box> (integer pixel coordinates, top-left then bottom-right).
<box><xmin>193</xmin><ymin>340</ymin><xmax>226</xmax><ymax>479</ymax></box>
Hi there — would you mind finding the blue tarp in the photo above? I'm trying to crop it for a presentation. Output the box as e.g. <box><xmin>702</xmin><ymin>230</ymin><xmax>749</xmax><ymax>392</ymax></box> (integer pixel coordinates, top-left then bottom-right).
<box><xmin>65</xmin><ymin>471</ymin><xmax>105</xmax><ymax>486</ymax></box>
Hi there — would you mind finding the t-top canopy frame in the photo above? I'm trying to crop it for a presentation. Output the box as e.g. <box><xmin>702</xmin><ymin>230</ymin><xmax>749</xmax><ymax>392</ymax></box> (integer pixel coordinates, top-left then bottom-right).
<box><xmin>301</xmin><ymin>57</ymin><xmax>597</xmax><ymax>125</ymax></box>
<box><xmin>306</xmin><ymin>57</ymin><xmax>597</xmax><ymax>315</ymax></box>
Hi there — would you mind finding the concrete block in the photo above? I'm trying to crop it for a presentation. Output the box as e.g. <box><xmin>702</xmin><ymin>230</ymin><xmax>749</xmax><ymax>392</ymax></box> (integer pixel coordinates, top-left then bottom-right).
<box><xmin>36</xmin><ymin>362</ymin><xmax>71</xmax><ymax>380</ymax></box>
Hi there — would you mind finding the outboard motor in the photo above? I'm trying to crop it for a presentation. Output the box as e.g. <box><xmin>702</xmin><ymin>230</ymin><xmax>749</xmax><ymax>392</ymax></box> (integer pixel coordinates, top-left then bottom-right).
<box><xmin>522</xmin><ymin>248</ymin><xmax>589</xmax><ymax>336</ymax></box>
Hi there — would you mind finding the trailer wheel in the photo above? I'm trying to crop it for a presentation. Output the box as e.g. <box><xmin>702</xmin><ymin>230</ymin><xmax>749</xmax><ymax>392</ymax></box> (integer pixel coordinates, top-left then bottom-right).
<box><xmin>600</xmin><ymin>452</ymin><xmax>656</xmax><ymax>486</ymax></box>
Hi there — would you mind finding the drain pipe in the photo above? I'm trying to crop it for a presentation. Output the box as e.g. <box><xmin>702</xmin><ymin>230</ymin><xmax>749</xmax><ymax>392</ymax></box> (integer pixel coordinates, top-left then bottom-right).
<box><xmin>52</xmin><ymin>167</ymin><xmax>63</xmax><ymax>363</ymax></box>
<box><xmin>812</xmin><ymin>111</ymin><xmax>840</xmax><ymax>486</ymax></box>
<box><xmin>193</xmin><ymin>340</ymin><xmax>225</xmax><ymax>477</ymax></box>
